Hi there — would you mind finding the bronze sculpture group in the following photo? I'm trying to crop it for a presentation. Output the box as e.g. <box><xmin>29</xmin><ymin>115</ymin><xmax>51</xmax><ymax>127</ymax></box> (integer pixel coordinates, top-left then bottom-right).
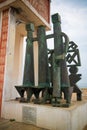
<box><xmin>15</xmin><ymin>13</ymin><xmax>82</xmax><ymax>107</ymax></box>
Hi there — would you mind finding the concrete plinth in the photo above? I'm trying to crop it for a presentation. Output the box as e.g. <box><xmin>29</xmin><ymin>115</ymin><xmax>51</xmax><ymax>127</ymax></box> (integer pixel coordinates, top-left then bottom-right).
<box><xmin>1</xmin><ymin>100</ymin><xmax>87</xmax><ymax>130</ymax></box>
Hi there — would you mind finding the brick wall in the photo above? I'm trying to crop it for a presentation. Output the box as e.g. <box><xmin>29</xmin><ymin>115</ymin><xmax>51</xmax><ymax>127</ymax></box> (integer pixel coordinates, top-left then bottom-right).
<box><xmin>27</xmin><ymin>0</ymin><xmax>50</xmax><ymax>23</ymax></box>
<box><xmin>0</xmin><ymin>0</ymin><xmax>50</xmax><ymax>23</ymax></box>
<box><xmin>0</xmin><ymin>9</ymin><xmax>9</xmax><ymax>115</ymax></box>
<box><xmin>0</xmin><ymin>0</ymin><xmax>6</xmax><ymax>3</ymax></box>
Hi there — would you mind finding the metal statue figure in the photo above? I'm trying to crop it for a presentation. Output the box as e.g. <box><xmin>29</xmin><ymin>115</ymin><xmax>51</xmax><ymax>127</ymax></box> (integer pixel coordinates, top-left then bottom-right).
<box><xmin>15</xmin><ymin>13</ymin><xmax>82</xmax><ymax>107</ymax></box>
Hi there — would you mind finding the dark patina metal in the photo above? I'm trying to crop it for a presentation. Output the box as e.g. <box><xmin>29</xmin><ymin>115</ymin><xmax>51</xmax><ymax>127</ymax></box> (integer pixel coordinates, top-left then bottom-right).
<box><xmin>15</xmin><ymin>13</ymin><xmax>82</xmax><ymax>107</ymax></box>
<box><xmin>67</xmin><ymin>41</ymin><xmax>82</xmax><ymax>101</ymax></box>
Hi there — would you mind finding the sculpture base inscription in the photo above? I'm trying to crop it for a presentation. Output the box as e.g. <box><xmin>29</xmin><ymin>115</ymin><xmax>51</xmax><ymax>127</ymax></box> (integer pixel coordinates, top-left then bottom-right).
<box><xmin>22</xmin><ymin>106</ymin><xmax>36</xmax><ymax>125</ymax></box>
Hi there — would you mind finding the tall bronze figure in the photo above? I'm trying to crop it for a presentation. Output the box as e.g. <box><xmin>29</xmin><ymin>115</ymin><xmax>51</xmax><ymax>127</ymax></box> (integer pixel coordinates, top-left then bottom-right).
<box><xmin>37</xmin><ymin>26</ymin><xmax>50</xmax><ymax>88</ymax></box>
<box><xmin>49</xmin><ymin>14</ymin><xmax>70</xmax><ymax>107</ymax></box>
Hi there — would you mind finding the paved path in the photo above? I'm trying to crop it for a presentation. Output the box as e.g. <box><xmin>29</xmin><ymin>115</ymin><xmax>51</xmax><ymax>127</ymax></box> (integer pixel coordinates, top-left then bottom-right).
<box><xmin>0</xmin><ymin>118</ymin><xmax>47</xmax><ymax>130</ymax></box>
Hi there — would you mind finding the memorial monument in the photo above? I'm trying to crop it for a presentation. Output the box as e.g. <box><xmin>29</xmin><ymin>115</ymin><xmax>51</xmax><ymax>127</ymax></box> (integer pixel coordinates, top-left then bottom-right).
<box><xmin>1</xmin><ymin>1</ymin><xmax>87</xmax><ymax>130</ymax></box>
<box><xmin>15</xmin><ymin>13</ymin><xmax>82</xmax><ymax>107</ymax></box>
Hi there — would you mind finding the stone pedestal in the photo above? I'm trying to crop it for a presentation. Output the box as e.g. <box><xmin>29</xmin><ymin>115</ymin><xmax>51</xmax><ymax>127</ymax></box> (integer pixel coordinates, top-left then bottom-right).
<box><xmin>1</xmin><ymin>100</ymin><xmax>87</xmax><ymax>130</ymax></box>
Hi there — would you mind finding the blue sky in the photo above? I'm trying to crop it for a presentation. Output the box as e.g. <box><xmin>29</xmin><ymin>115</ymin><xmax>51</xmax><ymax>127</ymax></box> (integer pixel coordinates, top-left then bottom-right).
<box><xmin>47</xmin><ymin>0</ymin><xmax>87</xmax><ymax>87</ymax></box>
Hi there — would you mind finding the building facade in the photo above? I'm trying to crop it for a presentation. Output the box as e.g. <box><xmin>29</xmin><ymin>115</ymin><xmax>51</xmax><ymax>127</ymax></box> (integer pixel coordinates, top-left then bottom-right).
<box><xmin>0</xmin><ymin>0</ymin><xmax>50</xmax><ymax>116</ymax></box>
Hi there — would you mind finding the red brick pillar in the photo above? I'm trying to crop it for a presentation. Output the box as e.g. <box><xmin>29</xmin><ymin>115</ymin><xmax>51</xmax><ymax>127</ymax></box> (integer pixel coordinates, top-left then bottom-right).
<box><xmin>0</xmin><ymin>9</ymin><xmax>9</xmax><ymax>116</ymax></box>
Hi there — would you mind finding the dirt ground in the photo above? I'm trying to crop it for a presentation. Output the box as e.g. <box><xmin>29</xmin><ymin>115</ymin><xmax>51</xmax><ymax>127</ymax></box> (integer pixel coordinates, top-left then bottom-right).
<box><xmin>83</xmin><ymin>125</ymin><xmax>87</xmax><ymax>130</ymax></box>
<box><xmin>0</xmin><ymin>118</ymin><xmax>48</xmax><ymax>130</ymax></box>
<box><xmin>0</xmin><ymin>118</ymin><xmax>87</xmax><ymax>130</ymax></box>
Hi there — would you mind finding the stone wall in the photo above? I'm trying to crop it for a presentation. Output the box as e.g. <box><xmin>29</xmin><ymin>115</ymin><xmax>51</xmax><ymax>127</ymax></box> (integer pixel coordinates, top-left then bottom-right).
<box><xmin>81</xmin><ymin>88</ymin><xmax>87</xmax><ymax>99</ymax></box>
<box><xmin>71</xmin><ymin>88</ymin><xmax>87</xmax><ymax>101</ymax></box>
